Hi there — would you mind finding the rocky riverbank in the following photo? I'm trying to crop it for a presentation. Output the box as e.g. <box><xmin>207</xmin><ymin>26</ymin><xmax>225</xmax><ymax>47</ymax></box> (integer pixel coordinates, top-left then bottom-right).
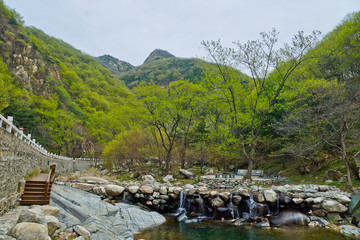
<box><xmin>58</xmin><ymin>172</ymin><xmax>360</xmax><ymax>238</ymax></box>
<box><xmin>1</xmin><ymin>185</ymin><xmax>165</xmax><ymax>240</ymax></box>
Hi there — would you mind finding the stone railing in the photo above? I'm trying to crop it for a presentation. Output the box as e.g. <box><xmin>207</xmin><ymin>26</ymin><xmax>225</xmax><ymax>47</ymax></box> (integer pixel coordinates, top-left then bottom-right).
<box><xmin>0</xmin><ymin>114</ymin><xmax>102</xmax><ymax>162</ymax></box>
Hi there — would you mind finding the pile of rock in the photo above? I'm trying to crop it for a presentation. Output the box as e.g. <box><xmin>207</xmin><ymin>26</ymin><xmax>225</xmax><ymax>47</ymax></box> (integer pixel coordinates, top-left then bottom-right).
<box><xmin>6</xmin><ymin>205</ymin><xmax>90</xmax><ymax>240</ymax></box>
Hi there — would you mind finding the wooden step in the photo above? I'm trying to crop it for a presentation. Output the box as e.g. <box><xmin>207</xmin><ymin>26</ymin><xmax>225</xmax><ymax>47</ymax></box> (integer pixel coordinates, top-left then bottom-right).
<box><xmin>23</xmin><ymin>191</ymin><xmax>50</xmax><ymax>196</ymax></box>
<box><xmin>20</xmin><ymin>200</ymin><xmax>50</xmax><ymax>205</ymax></box>
<box><xmin>21</xmin><ymin>194</ymin><xmax>50</xmax><ymax>200</ymax></box>
<box><xmin>24</xmin><ymin>187</ymin><xmax>50</xmax><ymax>192</ymax></box>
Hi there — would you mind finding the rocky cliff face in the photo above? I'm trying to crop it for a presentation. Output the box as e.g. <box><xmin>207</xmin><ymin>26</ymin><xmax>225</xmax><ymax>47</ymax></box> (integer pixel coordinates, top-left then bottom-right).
<box><xmin>96</xmin><ymin>54</ymin><xmax>134</xmax><ymax>76</ymax></box>
<box><xmin>143</xmin><ymin>49</ymin><xmax>175</xmax><ymax>64</ymax></box>
<box><xmin>0</xmin><ymin>18</ymin><xmax>61</xmax><ymax>97</ymax></box>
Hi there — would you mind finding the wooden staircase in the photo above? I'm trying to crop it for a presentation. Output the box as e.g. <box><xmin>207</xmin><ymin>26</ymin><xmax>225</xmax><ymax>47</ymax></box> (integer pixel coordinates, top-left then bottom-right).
<box><xmin>20</xmin><ymin>165</ymin><xmax>56</xmax><ymax>205</ymax></box>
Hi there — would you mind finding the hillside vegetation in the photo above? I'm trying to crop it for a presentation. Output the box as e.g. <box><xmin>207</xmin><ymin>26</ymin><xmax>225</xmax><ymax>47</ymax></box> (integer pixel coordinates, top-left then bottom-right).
<box><xmin>0</xmin><ymin>1</ymin><xmax>131</xmax><ymax>157</ymax></box>
<box><xmin>1</xmin><ymin>1</ymin><xmax>359</xmax><ymax>186</ymax></box>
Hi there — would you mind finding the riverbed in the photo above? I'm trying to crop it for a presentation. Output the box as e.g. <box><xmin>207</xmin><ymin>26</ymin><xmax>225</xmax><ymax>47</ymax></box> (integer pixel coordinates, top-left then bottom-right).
<box><xmin>135</xmin><ymin>216</ymin><xmax>355</xmax><ymax>240</ymax></box>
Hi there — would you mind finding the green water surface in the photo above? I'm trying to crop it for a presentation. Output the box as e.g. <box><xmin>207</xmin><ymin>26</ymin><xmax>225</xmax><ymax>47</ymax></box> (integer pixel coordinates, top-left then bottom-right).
<box><xmin>135</xmin><ymin>216</ymin><xmax>354</xmax><ymax>240</ymax></box>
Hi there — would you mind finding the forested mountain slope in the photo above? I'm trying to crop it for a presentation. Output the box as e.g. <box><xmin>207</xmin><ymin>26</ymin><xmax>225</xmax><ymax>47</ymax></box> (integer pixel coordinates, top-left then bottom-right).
<box><xmin>0</xmin><ymin>1</ymin><xmax>131</xmax><ymax>157</ymax></box>
<box><xmin>109</xmin><ymin>49</ymin><xmax>206</xmax><ymax>87</ymax></box>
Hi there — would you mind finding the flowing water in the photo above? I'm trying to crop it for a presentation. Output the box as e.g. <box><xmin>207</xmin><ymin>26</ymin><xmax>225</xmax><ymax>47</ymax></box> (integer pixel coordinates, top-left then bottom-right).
<box><xmin>135</xmin><ymin>216</ymin><xmax>354</xmax><ymax>240</ymax></box>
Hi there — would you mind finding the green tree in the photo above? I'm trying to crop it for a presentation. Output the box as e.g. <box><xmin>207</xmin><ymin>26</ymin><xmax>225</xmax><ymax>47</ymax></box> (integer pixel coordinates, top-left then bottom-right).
<box><xmin>202</xmin><ymin>29</ymin><xmax>320</xmax><ymax>178</ymax></box>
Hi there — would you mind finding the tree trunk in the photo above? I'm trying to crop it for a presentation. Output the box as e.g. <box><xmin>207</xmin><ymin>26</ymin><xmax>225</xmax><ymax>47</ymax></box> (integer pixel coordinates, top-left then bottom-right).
<box><xmin>245</xmin><ymin>145</ymin><xmax>256</xmax><ymax>179</ymax></box>
<box><xmin>179</xmin><ymin>147</ymin><xmax>186</xmax><ymax>169</ymax></box>
<box><xmin>340</xmin><ymin>132</ymin><xmax>353</xmax><ymax>188</ymax></box>
<box><xmin>165</xmin><ymin>151</ymin><xmax>171</xmax><ymax>174</ymax></box>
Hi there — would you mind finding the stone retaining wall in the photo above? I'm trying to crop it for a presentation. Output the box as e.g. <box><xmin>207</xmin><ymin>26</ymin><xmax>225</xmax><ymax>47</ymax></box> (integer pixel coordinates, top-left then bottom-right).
<box><xmin>0</xmin><ymin>127</ymin><xmax>99</xmax><ymax>215</ymax></box>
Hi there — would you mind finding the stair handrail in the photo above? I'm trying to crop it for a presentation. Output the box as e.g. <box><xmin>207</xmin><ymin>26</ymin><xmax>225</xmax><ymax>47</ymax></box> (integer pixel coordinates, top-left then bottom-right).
<box><xmin>44</xmin><ymin>165</ymin><xmax>56</xmax><ymax>201</ymax></box>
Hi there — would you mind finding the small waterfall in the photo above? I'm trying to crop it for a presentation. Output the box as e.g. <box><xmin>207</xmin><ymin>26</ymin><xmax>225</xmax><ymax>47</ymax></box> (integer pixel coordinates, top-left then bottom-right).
<box><xmin>249</xmin><ymin>194</ymin><xmax>258</xmax><ymax>217</ymax></box>
<box><xmin>122</xmin><ymin>192</ymin><xmax>127</xmax><ymax>203</ymax></box>
<box><xmin>228</xmin><ymin>194</ymin><xmax>235</xmax><ymax>219</ymax></box>
<box><xmin>276</xmin><ymin>198</ymin><xmax>280</xmax><ymax>214</ymax></box>
<box><xmin>198</xmin><ymin>195</ymin><xmax>206</xmax><ymax>217</ymax></box>
<box><xmin>177</xmin><ymin>191</ymin><xmax>187</xmax><ymax>214</ymax></box>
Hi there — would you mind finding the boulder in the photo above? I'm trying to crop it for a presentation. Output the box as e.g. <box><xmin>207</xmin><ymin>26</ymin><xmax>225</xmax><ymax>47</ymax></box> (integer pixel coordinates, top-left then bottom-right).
<box><xmin>269</xmin><ymin>209</ymin><xmax>310</xmax><ymax>226</ymax></box>
<box><xmin>322</xmin><ymin>200</ymin><xmax>347</xmax><ymax>213</ymax></box>
<box><xmin>128</xmin><ymin>185</ymin><xmax>140</xmax><ymax>194</ymax></box>
<box><xmin>159</xmin><ymin>186</ymin><xmax>168</xmax><ymax>195</ymax></box>
<box><xmin>253</xmin><ymin>193</ymin><xmax>265</xmax><ymax>203</ymax></box>
<box><xmin>179</xmin><ymin>169</ymin><xmax>195</xmax><ymax>179</ymax></box>
<box><xmin>209</xmin><ymin>198</ymin><xmax>224</xmax><ymax>208</ymax></box>
<box><xmin>17</xmin><ymin>208</ymin><xmax>47</xmax><ymax>226</ymax></box>
<box><xmin>168</xmin><ymin>187</ymin><xmax>175</xmax><ymax>193</ymax></box>
<box><xmin>37</xmin><ymin>205</ymin><xmax>60</xmax><ymax>217</ymax></box>
<box><xmin>140</xmin><ymin>185</ymin><xmax>154</xmax><ymax>194</ymax></box>
<box><xmin>77</xmin><ymin>176</ymin><xmax>109</xmax><ymax>184</ymax></box>
<box><xmin>185</xmin><ymin>184</ymin><xmax>195</xmax><ymax>189</ymax></box>
<box><xmin>92</xmin><ymin>186</ymin><xmax>106</xmax><ymax>196</ymax></box>
<box><xmin>45</xmin><ymin>215</ymin><xmax>59</xmax><ymax>236</ymax></box>
<box><xmin>152</xmin><ymin>192</ymin><xmax>160</xmax><ymax>198</ymax></box>
<box><xmin>219</xmin><ymin>192</ymin><xmax>231</xmax><ymax>202</ymax></box>
<box><xmin>292</xmin><ymin>198</ymin><xmax>304</xmax><ymax>204</ymax></box>
<box><xmin>264</xmin><ymin>190</ymin><xmax>277</xmax><ymax>203</ymax></box>
<box><xmin>213</xmin><ymin>207</ymin><xmax>235</xmax><ymax>220</ymax></box>
<box><xmin>104</xmin><ymin>184</ymin><xmax>125</xmax><ymax>196</ymax></box>
<box><xmin>197</xmin><ymin>186</ymin><xmax>209</xmax><ymax>195</ymax></box>
<box><xmin>142</xmin><ymin>175</ymin><xmax>156</xmax><ymax>185</ymax></box>
<box><xmin>73</xmin><ymin>225</ymin><xmax>91</xmax><ymax>239</ymax></box>
<box><xmin>334</xmin><ymin>194</ymin><xmax>351</xmax><ymax>205</ymax></box>
<box><xmin>326</xmin><ymin>169</ymin><xmax>342</xmax><ymax>181</ymax></box>
<box><xmin>72</xmin><ymin>183</ymin><xmax>94</xmax><ymax>192</ymax></box>
<box><xmin>232</xmin><ymin>195</ymin><xmax>242</xmax><ymax>205</ymax></box>
<box><xmin>163</xmin><ymin>175</ymin><xmax>174</xmax><ymax>183</ymax></box>
<box><xmin>50</xmin><ymin>185</ymin><xmax>166</xmax><ymax>239</ymax></box>
<box><xmin>210</xmin><ymin>191</ymin><xmax>219</xmax><ymax>198</ymax></box>
<box><xmin>279</xmin><ymin>195</ymin><xmax>292</xmax><ymax>204</ymax></box>
<box><xmin>8</xmin><ymin>222</ymin><xmax>48</xmax><ymax>240</ymax></box>
<box><xmin>174</xmin><ymin>187</ymin><xmax>183</xmax><ymax>195</ymax></box>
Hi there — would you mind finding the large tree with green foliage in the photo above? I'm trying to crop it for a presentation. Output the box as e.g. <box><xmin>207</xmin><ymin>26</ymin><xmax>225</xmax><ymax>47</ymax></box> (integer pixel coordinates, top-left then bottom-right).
<box><xmin>202</xmin><ymin>29</ymin><xmax>320</xmax><ymax>178</ymax></box>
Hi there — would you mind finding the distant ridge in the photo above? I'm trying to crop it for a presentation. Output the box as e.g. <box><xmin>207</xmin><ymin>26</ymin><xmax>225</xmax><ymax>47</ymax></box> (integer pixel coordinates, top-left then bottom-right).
<box><xmin>96</xmin><ymin>55</ymin><xmax>134</xmax><ymax>76</ymax></box>
<box><xmin>143</xmin><ymin>49</ymin><xmax>175</xmax><ymax>64</ymax></box>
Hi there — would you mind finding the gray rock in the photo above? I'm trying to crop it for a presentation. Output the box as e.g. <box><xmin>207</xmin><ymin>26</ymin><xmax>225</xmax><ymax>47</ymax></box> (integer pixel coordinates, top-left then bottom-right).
<box><xmin>8</xmin><ymin>222</ymin><xmax>48</xmax><ymax>240</ymax></box>
<box><xmin>322</xmin><ymin>200</ymin><xmax>347</xmax><ymax>213</ymax></box>
<box><xmin>159</xmin><ymin>186</ymin><xmax>168</xmax><ymax>195</ymax></box>
<box><xmin>45</xmin><ymin>215</ymin><xmax>59</xmax><ymax>236</ymax></box>
<box><xmin>253</xmin><ymin>193</ymin><xmax>265</xmax><ymax>203</ymax></box>
<box><xmin>232</xmin><ymin>195</ymin><xmax>242</xmax><ymax>205</ymax></box>
<box><xmin>140</xmin><ymin>185</ymin><xmax>154</xmax><ymax>194</ymax></box>
<box><xmin>36</xmin><ymin>205</ymin><xmax>60</xmax><ymax>217</ymax></box>
<box><xmin>50</xmin><ymin>185</ymin><xmax>165</xmax><ymax>240</ymax></box>
<box><xmin>128</xmin><ymin>185</ymin><xmax>140</xmax><ymax>194</ymax></box>
<box><xmin>179</xmin><ymin>169</ymin><xmax>195</xmax><ymax>179</ymax></box>
<box><xmin>104</xmin><ymin>184</ymin><xmax>125</xmax><ymax>196</ymax></box>
<box><xmin>163</xmin><ymin>175</ymin><xmax>174</xmax><ymax>183</ymax></box>
<box><xmin>73</xmin><ymin>225</ymin><xmax>90</xmax><ymax>239</ymax></box>
<box><xmin>77</xmin><ymin>176</ymin><xmax>109</xmax><ymax>184</ymax></box>
<box><xmin>209</xmin><ymin>197</ymin><xmax>224</xmax><ymax>208</ymax></box>
<box><xmin>269</xmin><ymin>209</ymin><xmax>310</xmax><ymax>226</ymax></box>
<box><xmin>72</xmin><ymin>183</ymin><xmax>94</xmax><ymax>192</ymax></box>
<box><xmin>92</xmin><ymin>186</ymin><xmax>106</xmax><ymax>196</ymax></box>
<box><xmin>142</xmin><ymin>175</ymin><xmax>156</xmax><ymax>185</ymax></box>
<box><xmin>17</xmin><ymin>208</ymin><xmax>47</xmax><ymax>227</ymax></box>
<box><xmin>264</xmin><ymin>190</ymin><xmax>277</xmax><ymax>203</ymax></box>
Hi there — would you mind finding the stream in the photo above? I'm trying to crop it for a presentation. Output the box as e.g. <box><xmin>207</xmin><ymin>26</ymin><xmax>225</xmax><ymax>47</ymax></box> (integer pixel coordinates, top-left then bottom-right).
<box><xmin>135</xmin><ymin>215</ymin><xmax>355</xmax><ymax>240</ymax></box>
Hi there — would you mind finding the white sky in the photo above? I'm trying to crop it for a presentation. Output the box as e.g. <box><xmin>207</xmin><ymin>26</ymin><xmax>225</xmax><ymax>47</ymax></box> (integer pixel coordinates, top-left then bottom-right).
<box><xmin>4</xmin><ymin>0</ymin><xmax>359</xmax><ymax>66</ymax></box>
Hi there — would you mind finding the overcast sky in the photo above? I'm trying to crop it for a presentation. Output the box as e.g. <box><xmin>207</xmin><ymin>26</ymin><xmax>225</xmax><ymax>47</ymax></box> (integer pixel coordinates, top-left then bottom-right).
<box><xmin>4</xmin><ymin>0</ymin><xmax>359</xmax><ymax>66</ymax></box>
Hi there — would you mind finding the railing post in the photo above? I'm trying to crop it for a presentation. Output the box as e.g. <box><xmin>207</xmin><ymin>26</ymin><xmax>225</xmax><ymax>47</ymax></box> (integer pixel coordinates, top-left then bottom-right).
<box><xmin>6</xmin><ymin>116</ymin><xmax>13</xmax><ymax>133</ymax></box>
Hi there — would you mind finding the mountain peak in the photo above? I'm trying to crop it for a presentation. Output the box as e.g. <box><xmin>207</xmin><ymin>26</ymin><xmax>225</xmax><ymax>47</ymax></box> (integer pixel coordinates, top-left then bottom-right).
<box><xmin>143</xmin><ymin>49</ymin><xmax>175</xmax><ymax>64</ymax></box>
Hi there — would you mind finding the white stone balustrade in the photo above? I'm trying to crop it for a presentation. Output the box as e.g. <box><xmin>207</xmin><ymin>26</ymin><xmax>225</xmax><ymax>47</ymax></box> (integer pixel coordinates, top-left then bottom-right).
<box><xmin>0</xmin><ymin>114</ymin><xmax>103</xmax><ymax>163</ymax></box>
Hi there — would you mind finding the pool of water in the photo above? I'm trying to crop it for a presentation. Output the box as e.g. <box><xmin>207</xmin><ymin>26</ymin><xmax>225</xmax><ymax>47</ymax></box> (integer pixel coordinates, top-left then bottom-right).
<box><xmin>135</xmin><ymin>216</ymin><xmax>354</xmax><ymax>240</ymax></box>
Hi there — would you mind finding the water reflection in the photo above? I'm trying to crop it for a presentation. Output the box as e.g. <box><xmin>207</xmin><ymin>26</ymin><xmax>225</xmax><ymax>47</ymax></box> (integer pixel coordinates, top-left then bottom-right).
<box><xmin>135</xmin><ymin>216</ymin><xmax>355</xmax><ymax>240</ymax></box>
